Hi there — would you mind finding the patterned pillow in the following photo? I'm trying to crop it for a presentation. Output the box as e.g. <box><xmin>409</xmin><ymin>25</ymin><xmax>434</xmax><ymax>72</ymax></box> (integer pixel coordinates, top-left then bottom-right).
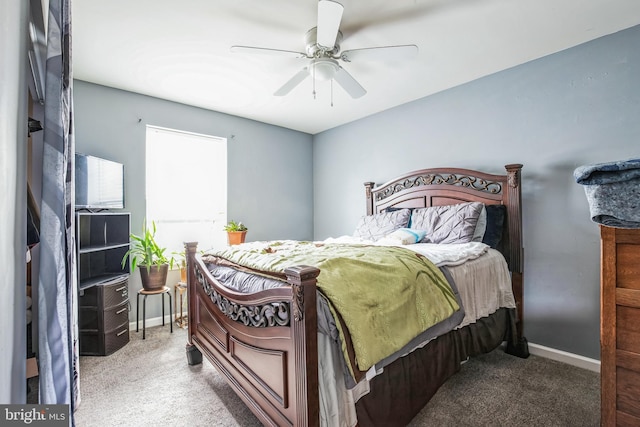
<box><xmin>410</xmin><ymin>202</ymin><xmax>484</xmax><ymax>244</ymax></box>
<box><xmin>353</xmin><ymin>209</ymin><xmax>411</xmax><ymax>241</ymax></box>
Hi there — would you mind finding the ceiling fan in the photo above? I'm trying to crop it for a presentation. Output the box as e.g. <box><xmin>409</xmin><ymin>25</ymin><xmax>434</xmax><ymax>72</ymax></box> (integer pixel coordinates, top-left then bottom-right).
<box><xmin>231</xmin><ymin>0</ymin><xmax>418</xmax><ymax>100</ymax></box>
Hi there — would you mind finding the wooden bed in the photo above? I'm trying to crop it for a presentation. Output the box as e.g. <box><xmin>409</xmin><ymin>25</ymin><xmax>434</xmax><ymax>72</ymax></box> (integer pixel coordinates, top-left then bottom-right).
<box><xmin>184</xmin><ymin>164</ymin><xmax>528</xmax><ymax>427</ymax></box>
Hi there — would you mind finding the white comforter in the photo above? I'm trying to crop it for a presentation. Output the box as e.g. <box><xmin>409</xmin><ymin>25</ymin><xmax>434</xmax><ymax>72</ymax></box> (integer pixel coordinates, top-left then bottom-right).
<box><xmin>324</xmin><ymin>235</ymin><xmax>489</xmax><ymax>267</ymax></box>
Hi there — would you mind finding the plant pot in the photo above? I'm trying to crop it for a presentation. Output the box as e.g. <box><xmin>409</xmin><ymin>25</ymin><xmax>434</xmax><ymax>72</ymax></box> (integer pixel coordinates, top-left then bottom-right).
<box><xmin>139</xmin><ymin>264</ymin><xmax>169</xmax><ymax>291</ymax></box>
<box><xmin>227</xmin><ymin>231</ymin><xmax>247</xmax><ymax>245</ymax></box>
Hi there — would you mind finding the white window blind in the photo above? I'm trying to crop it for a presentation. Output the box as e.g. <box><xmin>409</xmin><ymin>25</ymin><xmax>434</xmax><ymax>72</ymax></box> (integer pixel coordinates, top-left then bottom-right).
<box><xmin>145</xmin><ymin>125</ymin><xmax>227</xmax><ymax>256</ymax></box>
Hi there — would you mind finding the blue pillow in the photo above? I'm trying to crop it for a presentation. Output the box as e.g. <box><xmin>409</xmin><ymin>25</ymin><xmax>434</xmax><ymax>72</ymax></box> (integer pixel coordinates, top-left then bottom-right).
<box><xmin>397</xmin><ymin>228</ymin><xmax>426</xmax><ymax>243</ymax></box>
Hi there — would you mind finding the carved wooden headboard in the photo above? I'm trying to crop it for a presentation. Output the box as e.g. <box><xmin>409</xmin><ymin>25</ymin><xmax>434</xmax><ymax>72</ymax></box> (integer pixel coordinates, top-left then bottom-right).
<box><xmin>364</xmin><ymin>164</ymin><xmax>523</xmax><ymax>275</ymax></box>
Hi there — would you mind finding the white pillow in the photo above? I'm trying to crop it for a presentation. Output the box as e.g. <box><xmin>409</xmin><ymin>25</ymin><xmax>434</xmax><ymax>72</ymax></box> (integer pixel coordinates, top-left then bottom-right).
<box><xmin>377</xmin><ymin>228</ymin><xmax>427</xmax><ymax>245</ymax></box>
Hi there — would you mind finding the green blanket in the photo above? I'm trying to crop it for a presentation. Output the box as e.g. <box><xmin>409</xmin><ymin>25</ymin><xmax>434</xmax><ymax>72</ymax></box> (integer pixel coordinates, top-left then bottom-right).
<box><xmin>207</xmin><ymin>240</ymin><xmax>459</xmax><ymax>371</ymax></box>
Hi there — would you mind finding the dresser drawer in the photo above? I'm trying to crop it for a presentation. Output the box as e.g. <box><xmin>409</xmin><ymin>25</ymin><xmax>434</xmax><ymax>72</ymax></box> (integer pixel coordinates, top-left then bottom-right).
<box><xmin>103</xmin><ymin>300</ymin><xmax>130</xmax><ymax>331</ymax></box>
<box><xmin>102</xmin><ymin>278</ymin><xmax>129</xmax><ymax>309</ymax></box>
<box><xmin>79</xmin><ymin>276</ymin><xmax>128</xmax><ymax>308</ymax></box>
<box><xmin>617</xmin><ymin>367</ymin><xmax>640</xmax><ymax>420</ymax></box>
<box><xmin>80</xmin><ymin>321</ymin><xmax>129</xmax><ymax>356</ymax></box>
<box><xmin>104</xmin><ymin>322</ymin><xmax>130</xmax><ymax>355</ymax></box>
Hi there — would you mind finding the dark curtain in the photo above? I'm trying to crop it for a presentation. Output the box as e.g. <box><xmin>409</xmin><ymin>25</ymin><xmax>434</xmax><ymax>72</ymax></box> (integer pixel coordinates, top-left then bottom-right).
<box><xmin>37</xmin><ymin>0</ymin><xmax>79</xmax><ymax>421</ymax></box>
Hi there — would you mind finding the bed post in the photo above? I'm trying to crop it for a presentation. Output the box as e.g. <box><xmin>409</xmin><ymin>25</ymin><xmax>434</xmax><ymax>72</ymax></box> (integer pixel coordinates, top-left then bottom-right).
<box><xmin>364</xmin><ymin>181</ymin><xmax>375</xmax><ymax>215</ymax></box>
<box><xmin>285</xmin><ymin>265</ymin><xmax>321</xmax><ymax>427</ymax></box>
<box><xmin>184</xmin><ymin>241</ymin><xmax>203</xmax><ymax>365</ymax></box>
<box><xmin>504</xmin><ymin>164</ymin><xmax>529</xmax><ymax>358</ymax></box>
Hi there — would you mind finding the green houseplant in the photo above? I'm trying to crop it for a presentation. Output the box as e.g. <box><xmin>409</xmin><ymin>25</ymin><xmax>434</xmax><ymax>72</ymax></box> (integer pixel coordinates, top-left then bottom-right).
<box><xmin>223</xmin><ymin>220</ymin><xmax>248</xmax><ymax>245</ymax></box>
<box><xmin>171</xmin><ymin>250</ymin><xmax>187</xmax><ymax>283</ymax></box>
<box><xmin>122</xmin><ymin>220</ymin><xmax>175</xmax><ymax>291</ymax></box>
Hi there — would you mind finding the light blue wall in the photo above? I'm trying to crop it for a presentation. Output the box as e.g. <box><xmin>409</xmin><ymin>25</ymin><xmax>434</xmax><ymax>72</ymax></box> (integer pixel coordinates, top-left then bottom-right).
<box><xmin>73</xmin><ymin>81</ymin><xmax>313</xmax><ymax>320</ymax></box>
<box><xmin>313</xmin><ymin>24</ymin><xmax>640</xmax><ymax>359</ymax></box>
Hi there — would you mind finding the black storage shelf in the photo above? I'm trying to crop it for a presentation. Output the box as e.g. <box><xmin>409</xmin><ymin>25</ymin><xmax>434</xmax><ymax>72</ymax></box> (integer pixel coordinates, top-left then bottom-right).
<box><xmin>77</xmin><ymin>212</ymin><xmax>130</xmax><ymax>289</ymax></box>
<box><xmin>77</xmin><ymin>212</ymin><xmax>130</xmax><ymax>356</ymax></box>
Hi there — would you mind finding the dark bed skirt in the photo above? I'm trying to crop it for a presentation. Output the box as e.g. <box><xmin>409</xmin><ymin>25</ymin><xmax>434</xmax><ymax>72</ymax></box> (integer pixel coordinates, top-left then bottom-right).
<box><xmin>355</xmin><ymin>307</ymin><xmax>516</xmax><ymax>427</ymax></box>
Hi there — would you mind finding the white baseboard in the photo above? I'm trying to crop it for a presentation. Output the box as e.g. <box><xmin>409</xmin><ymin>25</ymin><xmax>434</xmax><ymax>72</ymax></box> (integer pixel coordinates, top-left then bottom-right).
<box><xmin>528</xmin><ymin>342</ymin><xmax>600</xmax><ymax>373</ymax></box>
<box><xmin>129</xmin><ymin>312</ymin><xmax>187</xmax><ymax>331</ymax></box>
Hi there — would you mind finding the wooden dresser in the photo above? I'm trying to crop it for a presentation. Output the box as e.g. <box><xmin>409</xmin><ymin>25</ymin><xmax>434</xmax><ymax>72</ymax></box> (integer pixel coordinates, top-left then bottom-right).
<box><xmin>601</xmin><ymin>225</ymin><xmax>640</xmax><ymax>426</ymax></box>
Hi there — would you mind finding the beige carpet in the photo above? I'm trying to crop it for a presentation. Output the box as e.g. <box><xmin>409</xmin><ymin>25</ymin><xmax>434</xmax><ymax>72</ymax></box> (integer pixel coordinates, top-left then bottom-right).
<box><xmin>74</xmin><ymin>325</ymin><xmax>599</xmax><ymax>426</ymax></box>
<box><xmin>74</xmin><ymin>325</ymin><xmax>261</xmax><ymax>427</ymax></box>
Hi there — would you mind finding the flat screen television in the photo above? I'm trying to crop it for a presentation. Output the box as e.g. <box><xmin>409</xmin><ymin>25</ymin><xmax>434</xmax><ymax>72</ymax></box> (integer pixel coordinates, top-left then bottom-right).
<box><xmin>75</xmin><ymin>153</ymin><xmax>125</xmax><ymax>210</ymax></box>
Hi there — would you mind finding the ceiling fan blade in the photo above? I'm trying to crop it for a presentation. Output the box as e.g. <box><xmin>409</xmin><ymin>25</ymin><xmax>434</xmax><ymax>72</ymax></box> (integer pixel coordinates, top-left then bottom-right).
<box><xmin>231</xmin><ymin>45</ymin><xmax>306</xmax><ymax>58</ymax></box>
<box><xmin>317</xmin><ymin>0</ymin><xmax>344</xmax><ymax>49</ymax></box>
<box><xmin>274</xmin><ymin>67</ymin><xmax>310</xmax><ymax>96</ymax></box>
<box><xmin>333</xmin><ymin>67</ymin><xmax>366</xmax><ymax>99</ymax></box>
<box><xmin>341</xmin><ymin>45</ymin><xmax>418</xmax><ymax>62</ymax></box>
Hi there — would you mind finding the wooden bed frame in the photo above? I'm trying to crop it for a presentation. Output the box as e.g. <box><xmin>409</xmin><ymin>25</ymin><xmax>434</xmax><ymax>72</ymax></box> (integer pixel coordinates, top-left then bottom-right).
<box><xmin>184</xmin><ymin>164</ymin><xmax>528</xmax><ymax>427</ymax></box>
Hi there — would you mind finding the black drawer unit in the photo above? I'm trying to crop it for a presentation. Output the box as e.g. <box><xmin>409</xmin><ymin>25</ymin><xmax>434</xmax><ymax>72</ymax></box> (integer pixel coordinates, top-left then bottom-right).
<box><xmin>79</xmin><ymin>275</ymin><xmax>130</xmax><ymax>356</ymax></box>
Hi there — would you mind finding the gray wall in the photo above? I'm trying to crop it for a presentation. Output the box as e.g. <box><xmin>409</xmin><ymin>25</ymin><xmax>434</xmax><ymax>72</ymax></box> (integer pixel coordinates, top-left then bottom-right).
<box><xmin>313</xmin><ymin>24</ymin><xmax>640</xmax><ymax>360</ymax></box>
<box><xmin>73</xmin><ymin>81</ymin><xmax>313</xmax><ymax>320</ymax></box>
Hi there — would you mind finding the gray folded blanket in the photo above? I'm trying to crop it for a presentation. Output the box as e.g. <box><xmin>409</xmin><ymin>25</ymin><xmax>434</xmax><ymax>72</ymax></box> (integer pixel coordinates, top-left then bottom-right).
<box><xmin>573</xmin><ymin>158</ymin><xmax>640</xmax><ymax>229</ymax></box>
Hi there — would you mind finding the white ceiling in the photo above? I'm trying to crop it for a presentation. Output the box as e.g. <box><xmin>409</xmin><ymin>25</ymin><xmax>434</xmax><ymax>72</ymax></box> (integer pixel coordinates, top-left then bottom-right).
<box><xmin>72</xmin><ymin>0</ymin><xmax>640</xmax><ymax>135</ymax></box>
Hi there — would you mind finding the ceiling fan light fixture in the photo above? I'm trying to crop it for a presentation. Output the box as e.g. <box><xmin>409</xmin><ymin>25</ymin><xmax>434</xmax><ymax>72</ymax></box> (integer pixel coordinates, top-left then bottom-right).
<box><xmin>236</xmin><ymin>1</ymin><xmax>411</xmax><ymax>101</ymax></box>
<box><xmin>311</xmin><ymin>58</ymin><xmax>339</xmax><ymax>81</ymax></box>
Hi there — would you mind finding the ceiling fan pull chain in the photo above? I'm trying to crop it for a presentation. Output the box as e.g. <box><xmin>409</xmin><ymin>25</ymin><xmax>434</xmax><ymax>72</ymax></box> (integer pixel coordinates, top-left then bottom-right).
<box><xmin>312</xmin><ymin>64</ymin><xmax>317</xmax><ymax>99</ymax></box>
<box><xmin>331</xmin><ymin>79</ymin><xmax>334</xmax><ymax>107</ymax></box>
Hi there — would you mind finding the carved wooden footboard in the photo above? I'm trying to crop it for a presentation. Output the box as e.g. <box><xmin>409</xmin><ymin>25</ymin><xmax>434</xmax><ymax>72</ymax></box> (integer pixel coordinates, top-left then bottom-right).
<box><xmin>185</xmin><ymin>242</ymin><xmax>321</xmax><ymax>427</ymax></box>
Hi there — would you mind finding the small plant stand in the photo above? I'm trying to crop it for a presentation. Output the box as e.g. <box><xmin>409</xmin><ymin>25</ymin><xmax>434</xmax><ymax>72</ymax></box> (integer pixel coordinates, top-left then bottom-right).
<box><xmin>174</xmin><ymin>281</ymin><xmax>188</xmax><ymax>328</ymax></box>
<box><xmin>136</xmin><ymin>286</ymin><xmax>173</xmax><ymax>339</ymax></box>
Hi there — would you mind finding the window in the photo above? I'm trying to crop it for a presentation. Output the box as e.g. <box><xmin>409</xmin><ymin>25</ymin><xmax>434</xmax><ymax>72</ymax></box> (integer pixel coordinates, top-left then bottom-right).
<box><xmin>145</xmin><ymin>125</ymin><xmax>227</xmax><ymax>256</ymax></box>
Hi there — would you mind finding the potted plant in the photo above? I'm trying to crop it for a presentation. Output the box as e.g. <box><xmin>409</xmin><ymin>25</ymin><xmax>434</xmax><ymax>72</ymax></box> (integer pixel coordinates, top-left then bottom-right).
<box><xmin>171</xmin><ymin>250</ymin><xmax>188</xmax><ymax>283</ymax></box>
<box><xmin>121</xmin><ymin>220</ymin><xmax>175</xmax><ymax>291</ymax></box>
<box><xmin>223</xmin><ymin>220</ymin><xmax>248</xmax><ymax>245</ymax></box>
